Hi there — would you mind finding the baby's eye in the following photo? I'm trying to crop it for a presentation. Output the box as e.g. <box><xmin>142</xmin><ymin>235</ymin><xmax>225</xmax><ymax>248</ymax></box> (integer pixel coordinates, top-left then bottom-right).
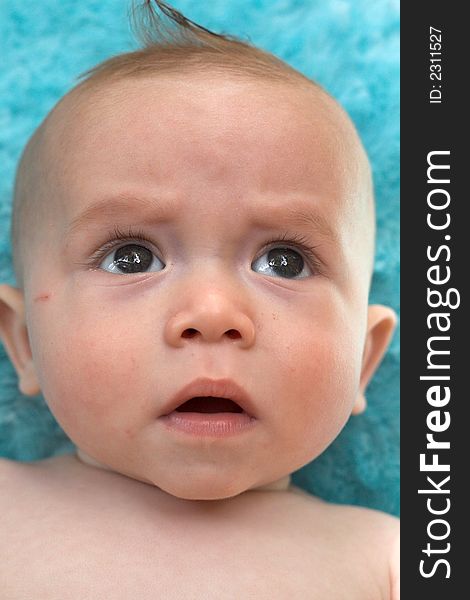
<box><xmin>251</xmin><ymin>247</ymin><xmax>312</xmax><ymax>279</ymax></box>
<box><xmin>99</xmin><ymin>244</ymin><xmax>165</xmax><ymax>274</ymax></box>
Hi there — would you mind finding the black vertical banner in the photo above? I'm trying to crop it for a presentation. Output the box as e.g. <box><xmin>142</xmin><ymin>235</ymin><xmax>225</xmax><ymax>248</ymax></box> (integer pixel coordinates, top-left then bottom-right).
<box><xmin>401</xmin><ymin>2</ymin><xmax>466</xmax><ymax>597</ymax></box>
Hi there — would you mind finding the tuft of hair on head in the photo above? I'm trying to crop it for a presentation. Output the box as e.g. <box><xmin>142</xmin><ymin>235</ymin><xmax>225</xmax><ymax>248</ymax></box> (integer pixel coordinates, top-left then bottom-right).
<box><xmin>129</xmin><ymin>0</ymin><xmax>238</xmax><ymax>48</ymax></box>
<box><xmin>75</xmin><ymin>0</ymin><xmax>315</xmax><ymax>89</ymax></box>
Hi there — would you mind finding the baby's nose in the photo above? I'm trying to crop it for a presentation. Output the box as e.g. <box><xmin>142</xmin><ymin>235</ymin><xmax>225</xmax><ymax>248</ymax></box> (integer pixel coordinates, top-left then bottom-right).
<box><xmin>164</xmin><ymin>291</ymin><xmax>256</xmax><ymax>349</ymax></box>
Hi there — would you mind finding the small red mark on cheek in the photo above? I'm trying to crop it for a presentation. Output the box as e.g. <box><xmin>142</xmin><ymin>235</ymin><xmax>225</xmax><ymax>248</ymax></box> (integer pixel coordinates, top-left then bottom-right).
<box><xmin>34</xmin><ymin>293</ymin><xmax>51</xmax><ymax>303</ymax></box>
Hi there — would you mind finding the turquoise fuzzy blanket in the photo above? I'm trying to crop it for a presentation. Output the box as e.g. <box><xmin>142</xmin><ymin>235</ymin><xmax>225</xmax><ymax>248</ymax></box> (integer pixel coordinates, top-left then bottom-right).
<box><xmin>0</xmin><ymin>0</ymin><xmax>399</xmax><ymax>515</ymax></box>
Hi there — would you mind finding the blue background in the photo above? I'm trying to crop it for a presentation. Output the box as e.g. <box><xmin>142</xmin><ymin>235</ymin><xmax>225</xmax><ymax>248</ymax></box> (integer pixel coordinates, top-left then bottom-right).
<box><xmin>0</xmin><ymin>0</ymin><xmax>399</xmax><ymax>515</ymax></box>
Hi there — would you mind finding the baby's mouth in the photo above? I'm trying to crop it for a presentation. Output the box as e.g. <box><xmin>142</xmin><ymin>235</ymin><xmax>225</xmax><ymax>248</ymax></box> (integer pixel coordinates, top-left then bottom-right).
<box><xmin>159</xmin><ymin>379</ymin><xmax>257</xmax><ymax>436</ymax></box>
<box><xmin>175</xmin><ymin>397</ymin><xmax>244</xmax><ymax>414</ymax></box>
<box><xmin>160</xmin><ymin>377</ymin><xmax>257</xmax><ymax>419</ymax></box>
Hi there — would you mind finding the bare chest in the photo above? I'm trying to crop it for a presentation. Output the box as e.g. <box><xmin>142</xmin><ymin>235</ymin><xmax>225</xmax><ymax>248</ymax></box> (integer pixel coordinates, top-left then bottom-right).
<box><xmin>2</xmin><ymin>508</ymin><xmax>384</xmax><ymax>600</ymax></box>
<box><xmin>0</xmin><ymin>461</ymin><xmax>387</xmax><ymax>599</ymax></box>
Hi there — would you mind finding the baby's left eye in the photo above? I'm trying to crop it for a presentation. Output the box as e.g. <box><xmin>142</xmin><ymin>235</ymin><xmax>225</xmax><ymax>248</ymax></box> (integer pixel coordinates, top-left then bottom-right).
<box><xmin>251</xmin><ymin>247</ymin><xmax>312</xmax><ymax>279</ymax></box>
<box><xmin>99</xmin><ymin>244</ymin><xmax>165</xmax><ymax>274</ymax></box>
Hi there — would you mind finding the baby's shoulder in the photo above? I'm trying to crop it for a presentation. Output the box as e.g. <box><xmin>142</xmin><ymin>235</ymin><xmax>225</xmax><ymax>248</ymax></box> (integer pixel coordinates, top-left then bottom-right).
<box><xmin>297</xmin><ymin>489</ymin><xmax>399</xmax><ymax>554</ymax></box>
<box><xmin>323</xmin><ymin>497</ymin><xmax>399</xmax><ymax>539</ymax></box>
<box><xmin>0</xmin><ymin>458</ymin><xmax>41</xmax><ymax>528</ymax></box>
<box><xmin>326</xmin><ymin>502</ymin><xmax>399</xmax><ymax>600</ymax></box>
<box><xmin>0</xmin><ymin>456</ymin><xmax>73</xmax><ymax>530</ymax></box>
<box><xmin>0</xmin><ymin>456</ymin><xmax>29</xmax><ymax>496</ymax></box>
<box><xmin>284</xmin><ymin>487</ymin><xmax>400</xmax><ymax>599</ymax></box>
<box><xmin>289</xmin><ymin>484</ymin><xmax>399</xmax><ymax>534</ymax></box>
<box><xmin>0</xmin><ymin>455</ymin><xmax>45</xmax><ymax>491</ymax></box>
<box><xmin>0</xmin><ymin>456</ymin><xmax>21</xmax><ymax>476</ymax></box>
<box><xmin>0</xmin><ymin>458</ymin><xmax>40</xmax><ymax>590</ymax></box>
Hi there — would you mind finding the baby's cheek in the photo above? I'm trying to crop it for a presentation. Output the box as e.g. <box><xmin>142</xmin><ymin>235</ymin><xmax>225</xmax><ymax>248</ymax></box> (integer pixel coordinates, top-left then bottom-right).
<box><xmin>279</xmin><ymin>320</ymin><xmax>360</xmax><ymax>426</ymax></box>
<box><xmin>29</xmin><ymin>301</ymin><xmax>146</xmax><ymax>416</ymax></box>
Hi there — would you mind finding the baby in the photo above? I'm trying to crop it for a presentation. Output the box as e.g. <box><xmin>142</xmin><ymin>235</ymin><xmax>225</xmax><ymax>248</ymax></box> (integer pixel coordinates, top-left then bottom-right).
<box><xmin>0</xmin><ymin>1</ymin><xmax>399</xmax><ymax>598</ymax></box>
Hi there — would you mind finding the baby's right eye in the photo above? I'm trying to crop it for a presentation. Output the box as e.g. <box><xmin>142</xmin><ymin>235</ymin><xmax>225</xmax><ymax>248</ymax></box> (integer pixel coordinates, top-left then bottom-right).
<box><xmin>99</xmin><ymin>244</ymin><xmax>165</xmax><ymax>274</ymax></box>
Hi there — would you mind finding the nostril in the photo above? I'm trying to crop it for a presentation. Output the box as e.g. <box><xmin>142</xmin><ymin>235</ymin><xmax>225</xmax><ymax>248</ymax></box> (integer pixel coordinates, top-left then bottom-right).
<box><xmin>226</xmin><ymin>329</ymin><xmax>241</xmax><ymax>340</ymax></box>
<box><xmin>182</xmin><ymin>328</ymin><xmax>199</xmax><ymax>338</ymax></box>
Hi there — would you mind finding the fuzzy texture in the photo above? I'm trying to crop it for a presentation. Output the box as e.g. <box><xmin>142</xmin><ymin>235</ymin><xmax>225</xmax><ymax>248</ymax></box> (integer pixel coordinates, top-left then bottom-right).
<box><xmin>0</xmin><ymin>0</ymin><xmax>399</xmax><ymax>515</ymax></box>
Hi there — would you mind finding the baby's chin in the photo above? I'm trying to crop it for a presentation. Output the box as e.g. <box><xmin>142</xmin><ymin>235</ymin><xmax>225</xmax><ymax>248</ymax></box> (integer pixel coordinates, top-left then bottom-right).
<box><xmin>75</xmin><ymin>448</ymin><xmax>291</xmax><ymax>498</ymax></box>
<box><xmin>153</xmin><ymin>474</ymin><xmax>292</xmax><ymax>500</ymax></box>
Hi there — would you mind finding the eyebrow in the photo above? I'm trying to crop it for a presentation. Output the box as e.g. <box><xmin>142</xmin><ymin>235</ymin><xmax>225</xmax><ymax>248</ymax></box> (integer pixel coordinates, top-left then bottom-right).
<box><xmin>65</xmin><ymin>194</ymin><xmax>337</xmax><ymax>242</ymax></box>
<box><xmin>65</xmin><ymin>194</ymin><xmax>177</xmax><ymax>237</ymax></box>
<box><xmin>249</xmin><ymin>201</ymin><xmax>337</xmax><ymax>242</ymax></box>
<box><xmin>283</xmin><ymin>208</ymin><xmax>336</xmax><ymax>240</ymax></box>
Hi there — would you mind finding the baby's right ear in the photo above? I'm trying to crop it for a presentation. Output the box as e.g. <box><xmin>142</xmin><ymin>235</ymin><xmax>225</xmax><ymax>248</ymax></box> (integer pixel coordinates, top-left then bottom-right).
<box><xmin>0</xmin><ymin>285</ymin><xmax>40</xmax><ymax>396</ymax></box>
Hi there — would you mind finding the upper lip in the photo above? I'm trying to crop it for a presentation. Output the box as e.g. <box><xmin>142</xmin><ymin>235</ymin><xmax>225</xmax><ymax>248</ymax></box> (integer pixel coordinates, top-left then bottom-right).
<box><xmin>161</xmin><ymin>378</ymin><xmax>257</xmax><ymax>418</ymax></box>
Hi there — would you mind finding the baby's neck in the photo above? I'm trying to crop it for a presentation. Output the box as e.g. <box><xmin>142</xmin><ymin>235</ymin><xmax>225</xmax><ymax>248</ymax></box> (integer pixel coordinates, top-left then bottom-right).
<box><xmin>75</xmin><ymin>449</ymin><xmax>291</xmax><ymax>493</ymax></box>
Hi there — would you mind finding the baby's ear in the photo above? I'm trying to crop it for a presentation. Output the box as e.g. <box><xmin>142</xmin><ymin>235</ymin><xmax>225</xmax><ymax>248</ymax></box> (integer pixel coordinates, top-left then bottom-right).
<box><xmin>0</xmin><ymin>284</ymin><xmax>40</xmax><ymax>396</ymax></box>
<box><xmin>353</xmin><ymin>305</ymin><xmax>397</xmax><ymax>415</ymax></box>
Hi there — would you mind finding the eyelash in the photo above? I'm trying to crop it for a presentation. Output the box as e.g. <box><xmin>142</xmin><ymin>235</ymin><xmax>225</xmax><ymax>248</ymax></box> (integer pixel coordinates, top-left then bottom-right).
<box><xmin>87</xmin><ymin>226</ymin><xmax>157</xmax><ymax>267</ymax></box>
<box><xmin>86</xmin><ymin>227</ymin><xmax>324</xmax><ymax>274</ymax></box>
<box><xmin>260</xmin><ymin>232</ymin><xmax>324</xmax><ymax>274</ymax></box>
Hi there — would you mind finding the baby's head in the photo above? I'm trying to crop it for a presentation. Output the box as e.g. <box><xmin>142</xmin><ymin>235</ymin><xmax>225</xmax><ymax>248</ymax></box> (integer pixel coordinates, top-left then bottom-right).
<box><xmin>0</xmin><ymin>1</ymin><xmax>395</xmax><ymax>499</ymax></box>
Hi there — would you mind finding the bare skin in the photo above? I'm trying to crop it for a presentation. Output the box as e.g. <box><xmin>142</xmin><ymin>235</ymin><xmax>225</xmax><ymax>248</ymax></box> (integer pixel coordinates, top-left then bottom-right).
<box><xmin>0</xmin><ymin>455</ymin><xmax>398</xmax><ymax>600</ymax></box>
<box><xmin>0</xmin><ymin>75</ymin><xmax>399</xmax><ymax>598</ymax></box>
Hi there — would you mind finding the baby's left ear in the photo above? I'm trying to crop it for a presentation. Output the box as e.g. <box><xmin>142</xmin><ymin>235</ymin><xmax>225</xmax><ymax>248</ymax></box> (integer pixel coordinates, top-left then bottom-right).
<box><xmin>353</xmin><ymin>305</ymin><xmax>397</xmax><ymax>415</ymax></box>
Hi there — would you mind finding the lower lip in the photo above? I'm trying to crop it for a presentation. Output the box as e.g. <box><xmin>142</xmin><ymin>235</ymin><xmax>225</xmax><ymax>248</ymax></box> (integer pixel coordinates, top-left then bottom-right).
<box><xmin>159</xmin><ymin>411</ymin><xmax>257</xmax><ymax>437</ymax></box>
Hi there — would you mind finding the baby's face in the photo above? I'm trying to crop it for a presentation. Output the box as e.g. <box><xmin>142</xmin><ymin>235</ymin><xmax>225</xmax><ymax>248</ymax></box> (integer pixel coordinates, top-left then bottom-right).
<box><xmin>21</xmin><ymin>76</ymin><xmax>374</xmax><ymax>499</ymax></box>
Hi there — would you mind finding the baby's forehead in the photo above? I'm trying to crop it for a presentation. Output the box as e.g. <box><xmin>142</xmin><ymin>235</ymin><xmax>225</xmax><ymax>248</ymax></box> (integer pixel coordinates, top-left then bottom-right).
<box><xmin>16</xmin><ymin>73</ymin><xmax>374</xmax><ymax>284</ymax></box>
<box><xmin>45</xmin><ymin>73</ymin><xmax>368</xmax><ymax>196</ymax></box>
<box><xmin>41</xmin><ymin>89</ymin><xmax>359</xmax><ymax>254</ymax></box>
